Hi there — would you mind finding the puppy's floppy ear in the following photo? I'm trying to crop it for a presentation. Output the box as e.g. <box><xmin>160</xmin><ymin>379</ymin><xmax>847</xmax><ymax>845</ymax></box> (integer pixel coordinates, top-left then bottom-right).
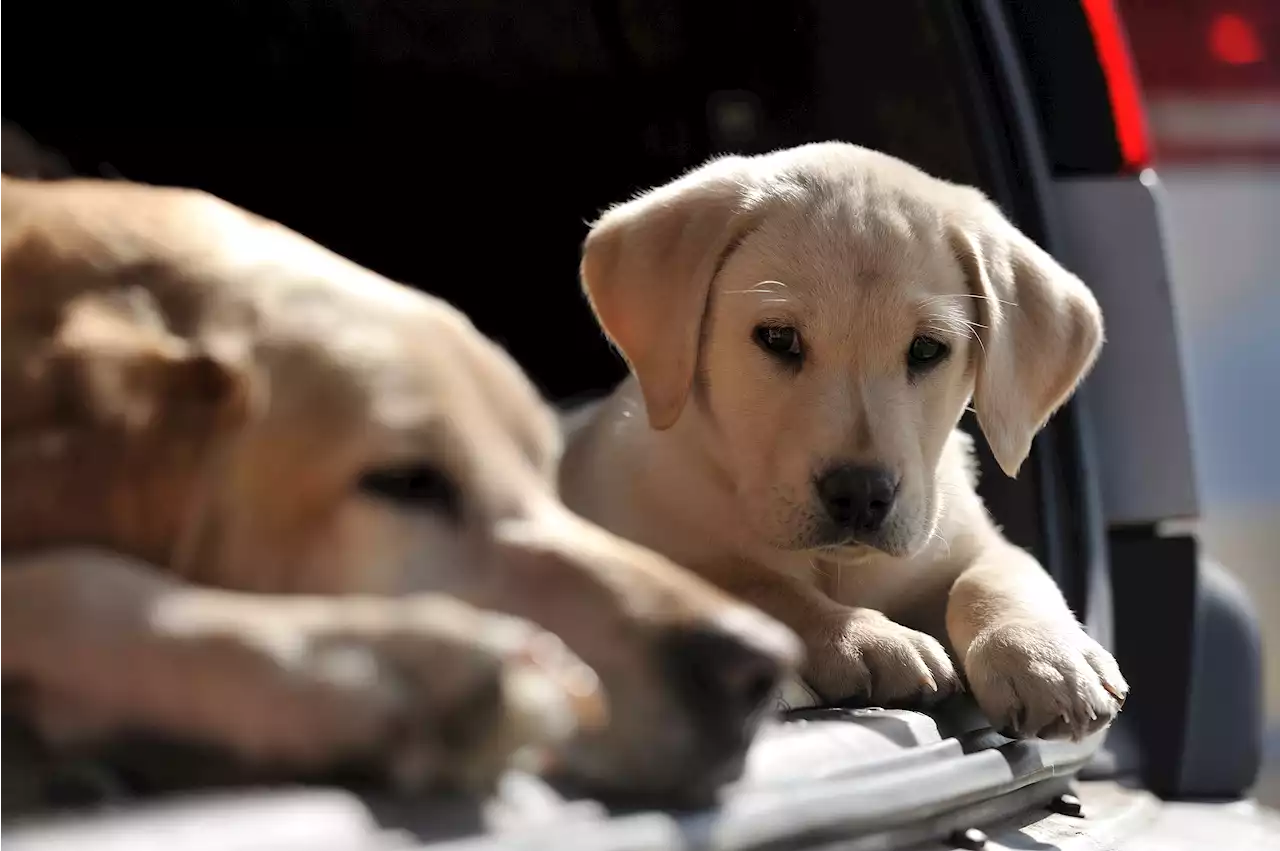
<box><xmin>951</xmin><ymin>194</ymin><xmax>1103</xmax><ymax>477</ymax></box>
<box><xmin>580</xmin><ymin>157</ymin><xmax>757</xmax><ymax>430</ymax></box>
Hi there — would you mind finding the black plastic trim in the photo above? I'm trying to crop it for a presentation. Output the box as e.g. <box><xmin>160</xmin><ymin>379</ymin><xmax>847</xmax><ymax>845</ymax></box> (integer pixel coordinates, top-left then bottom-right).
<box><xmin>1111</xmin><ymin>531</ymin><xmax>1264</xmax><ymax>799</ymax></box>
<box><xmin>1109</xmin><ymin>530</ymin><xmax>1197</xmax><ymax>796</ymax></box>
<box><xmin>952</xmin><ymin>0</ymin><xmax>1106</xmax><ymax>625</ymax></box>
<box><xmin>999</xmin><ymin>0</ymin><xmax>1127</xmax><ymax>176</ymax></box>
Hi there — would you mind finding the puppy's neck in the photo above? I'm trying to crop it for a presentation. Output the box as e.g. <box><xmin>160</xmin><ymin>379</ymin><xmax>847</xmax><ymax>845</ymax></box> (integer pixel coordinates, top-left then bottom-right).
<box><xmin>561</xmin><ymin>378</ymin><xmax>749</xmax><ymax>565</ymax></box>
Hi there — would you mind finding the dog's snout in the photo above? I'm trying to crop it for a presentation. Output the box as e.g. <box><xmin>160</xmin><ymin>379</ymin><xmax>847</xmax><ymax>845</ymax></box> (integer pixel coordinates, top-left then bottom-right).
<box><xmin>815</xmin><ymin>464</ymin><xmax>899</xmax><ymax>535</ymax></box>
<box><xmin>661</xmin><ymin>625</ymin><xmax>785</xmax><ymax>733</ymax></box>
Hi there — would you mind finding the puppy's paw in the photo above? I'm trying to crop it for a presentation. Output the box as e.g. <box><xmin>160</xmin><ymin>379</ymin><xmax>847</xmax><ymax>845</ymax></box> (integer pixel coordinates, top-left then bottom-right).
<box><xmin>803</xmin><ymin>610</ymin><xmax>962</xmax><ymax>706</ymax></box>
<box><xmin>963</xmin><ymin>620</ymin><xmax>1128</xmax><ymax>741</ymax></box>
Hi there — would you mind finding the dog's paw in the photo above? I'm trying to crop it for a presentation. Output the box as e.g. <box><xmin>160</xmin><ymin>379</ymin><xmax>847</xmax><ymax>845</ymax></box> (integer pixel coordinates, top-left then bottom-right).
<box><xmin>963</xmin><ymin>619</ymin><xmax>1128</xmax><ymax>741</ymax></box>
<box><xmin>10</xmin><ymin>556</ymin><xmax>603</xmax><ymax>794</ymax></box>
<box><xmin>292</xmin><ymin>599</ymin><xmax>605</xmax><ymax>792</ymax></box>
<box><xmin>803</xmin><ymin>610</ymin><xmax>962</xmax><ymax>706</ymax></box>
<box><xmin>134</xmin><ymin>596</ymin><xmax>604</xmax><ymax>793</ymax></box>
<box><xmin>25</xmin><ymin>601</ymin><xmax>603</xmax><ymax>794</ymax></box>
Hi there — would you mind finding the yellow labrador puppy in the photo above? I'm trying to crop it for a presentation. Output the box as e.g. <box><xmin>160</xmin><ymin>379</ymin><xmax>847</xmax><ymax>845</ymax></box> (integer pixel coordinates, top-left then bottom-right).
<box><xmin>562</xmin><ymin>143</ymin><xmax>1128</xmax><ymax>740</ymax></box>
<box><xmin>1</xmin><ymin>176</ymin><xmax>798</xmax><ymax>801</ymax></box>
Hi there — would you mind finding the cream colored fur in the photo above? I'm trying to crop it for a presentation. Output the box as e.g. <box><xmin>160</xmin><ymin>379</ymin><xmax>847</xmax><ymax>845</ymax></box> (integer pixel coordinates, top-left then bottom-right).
<box><xmin>563</xmin><ymin>143</ymin><xmax>1127</xmax><ymax>739</ymax></box>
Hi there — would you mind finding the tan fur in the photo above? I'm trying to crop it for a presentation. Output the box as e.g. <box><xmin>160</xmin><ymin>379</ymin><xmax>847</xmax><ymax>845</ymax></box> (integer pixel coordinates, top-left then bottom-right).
<box><xmin>1</xmin><ymin>176</ymin><xmax>799</xmax><ymax>799</ymax></box>
<box><xmin>564</xmin><ymin>143</ymin><xmax>1127</xmax><ymax>740</ymax></box>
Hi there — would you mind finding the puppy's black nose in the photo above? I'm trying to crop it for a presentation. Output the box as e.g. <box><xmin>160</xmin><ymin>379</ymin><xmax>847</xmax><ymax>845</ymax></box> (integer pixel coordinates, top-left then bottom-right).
<box><xmin>661</xmin><ymin>626</ymin><xmax>785</xmax><ymax>734</ymax></box>
<box><xmin>814</xmin><ymin>464</ymin><xmax>899</xmax><ymax>534</ymax></box>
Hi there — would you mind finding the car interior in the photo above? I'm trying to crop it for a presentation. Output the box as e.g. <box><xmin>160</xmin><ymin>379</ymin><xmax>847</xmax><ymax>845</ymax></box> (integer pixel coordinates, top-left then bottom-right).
<box><xmin>2</xmin><ymin>0</ymin><xmax>1267</xmax><ymax>848</ymax></box>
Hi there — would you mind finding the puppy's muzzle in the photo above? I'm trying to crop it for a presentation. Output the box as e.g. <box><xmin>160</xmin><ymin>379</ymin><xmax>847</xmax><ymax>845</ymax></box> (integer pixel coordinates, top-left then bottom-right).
<box><xmin>813</xmin><ymin>463</ymin><xmax>899</xmax><ymax>541</ymax></box>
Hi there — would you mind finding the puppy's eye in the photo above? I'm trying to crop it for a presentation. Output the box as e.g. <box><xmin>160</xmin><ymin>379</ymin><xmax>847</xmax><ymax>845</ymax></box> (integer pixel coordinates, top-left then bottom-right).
<box><xmin>753</xmin><ymin>324</ymin><xmax>803</xmax><ymax>364</ymax></box>
<box><xmin>358</xmin><ymin>464</ymin><xmax>461</xmax><ymax>518</ymax></box>
<box><xmin>906</xmin><ymin>335</ymin><xmax>949</xmax><ymax>373</ymax></box>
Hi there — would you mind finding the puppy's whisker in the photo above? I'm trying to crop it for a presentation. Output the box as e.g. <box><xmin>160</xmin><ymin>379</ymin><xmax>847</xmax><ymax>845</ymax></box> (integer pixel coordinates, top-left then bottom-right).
<box><xmin>921</xmin><ymin>311</ymin><xmax>975</xmax><ymax>329</ymax></box>
<box><xmin>724</xmin><ymin>279</ymin><xmax>793</xmax><ymax>297</ymax></box>
<box><xmin>928</xmin><ymin>528</ymin><xmax>953</xmax><ymax>560</ymax></box>
<box><xmin>921</xmin><ymin>325</ymin><xmax>970</xmax><ymax>342</ymax></box>
<box><xmin>921</xmin><ymin>324</ymin><xmax>980</xmax><ymax>347</ymax></box>
<box><xmin>942</xmin><ymin>317</ymin><xmax>988</xmax><ymax>332</ymax></box>
<box><xmin>921</xmin><ymin>310</ymin><xmax>978</xmax><ymax>325</ymax></box>
<box><xmin>920</xmin><ymin>293</ymin><xmax>1018</xmax><ymax>308</ymax></box>
<box><xmin>921</xmin><ymin>312</ymin><xmax>990</xmax><ymax>356</ymax></box>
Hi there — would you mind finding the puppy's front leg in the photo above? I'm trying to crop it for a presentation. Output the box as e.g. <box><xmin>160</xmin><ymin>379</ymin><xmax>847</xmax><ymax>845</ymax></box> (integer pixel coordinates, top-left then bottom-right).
<box><xmin>3</xmin><ymin>549</ymin><xmax>601</xmax><ymax>791</ymax></box>
<box><xmin>699</xmin><ymin>562</ymin><xmax>960</xmax><ymax>706</ymax></box>
<box><xmin>947</xmin><ymin>546</ymin><xmax>1127</xmax><ymax>740</ymax></box>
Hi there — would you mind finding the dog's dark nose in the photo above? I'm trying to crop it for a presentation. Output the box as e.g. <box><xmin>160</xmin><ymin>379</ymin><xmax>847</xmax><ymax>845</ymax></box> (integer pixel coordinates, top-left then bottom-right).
<box><xmin>814</xmin><ymin>464</ymin><xmax>899</xmax><ymax>534</ymax></box>
<box><xmin>661</xmin><ymin>626</ymin><xmax>785</xmax><ymax>734</ymax></box>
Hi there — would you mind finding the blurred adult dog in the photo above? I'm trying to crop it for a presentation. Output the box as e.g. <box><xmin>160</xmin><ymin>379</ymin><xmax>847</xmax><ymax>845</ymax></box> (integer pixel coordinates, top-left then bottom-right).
<box><xmin>563</xmin><ymin>143</ymin><xmax>1127</xmax><ymax>740</ymax></box>
<box><xmin>1</xmin><ymin>175</ymin><xmax>798</xmax><ymax>802</ymax></box>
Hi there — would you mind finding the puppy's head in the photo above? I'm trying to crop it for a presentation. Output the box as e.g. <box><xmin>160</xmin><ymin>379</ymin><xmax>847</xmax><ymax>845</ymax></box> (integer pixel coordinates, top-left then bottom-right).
<box><xmin>1</xmin><ymin>177</ymin><xmax>798</xmax><ymax>803</ymax></box>
<box><xmin>582</xmin><ymin>143</ymin><xmax>1102</xmax><ymax>558</ymax></box>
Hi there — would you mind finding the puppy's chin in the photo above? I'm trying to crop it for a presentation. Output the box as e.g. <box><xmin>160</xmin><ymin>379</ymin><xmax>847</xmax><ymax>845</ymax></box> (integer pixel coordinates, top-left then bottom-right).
<box><xmin>890</xmin><ymin>505</ymin><xmax>947</xmax><ymax>561</ymax></box>
<box><xmin>799</xmin><ymin>511</ymin><xmax>933</xmax><ymax>560</ymax></box>
<box><xmin>755</xmin><ymin>500</ymin><xmax>923</xmax><ymax>559</ymax></box>
<box><xmin>811</xmin><ymin>536</ymin><xmax>914</xmax><ymax>560</ymax></box>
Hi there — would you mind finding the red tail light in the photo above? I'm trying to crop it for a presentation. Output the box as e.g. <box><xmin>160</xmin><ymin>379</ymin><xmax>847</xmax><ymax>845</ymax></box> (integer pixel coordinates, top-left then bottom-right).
<box><xmin>1081</xmin><ymin>0</ymin><xmax>1153</xmax><ymax>170</ymax></box>
<box><xmin>1209</xmin><ymin>13</ymin><xmax>1266</xmax><ymax>67</ymax></box>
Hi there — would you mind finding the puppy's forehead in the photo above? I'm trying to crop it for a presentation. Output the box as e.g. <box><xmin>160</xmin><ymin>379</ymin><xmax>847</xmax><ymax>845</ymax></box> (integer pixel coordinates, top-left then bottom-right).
<box><xmin>731</xmin><ymin>179</ymin><xmax>964</xmax><ymax>309</ymax></box>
